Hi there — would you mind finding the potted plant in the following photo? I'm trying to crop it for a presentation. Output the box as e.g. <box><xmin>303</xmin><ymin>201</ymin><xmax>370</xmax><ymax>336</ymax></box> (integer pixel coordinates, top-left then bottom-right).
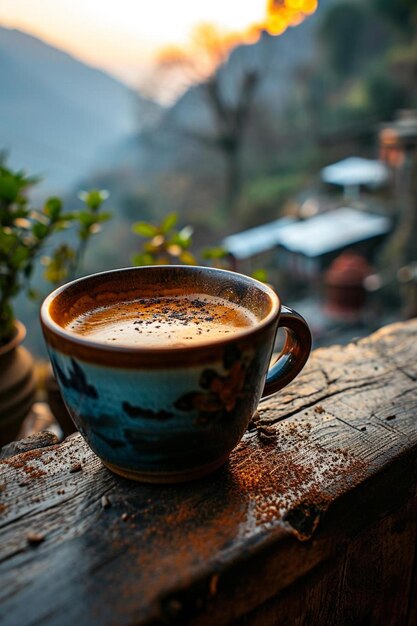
<box><xmin>0</xmin><ymin>160</ymin><xmax>111</xmax><ymax>443</ymax></box>
<box><xmin>0</xmin><ymin>162</ymin><xmax>72</xmax><ymax>444</ymax></box>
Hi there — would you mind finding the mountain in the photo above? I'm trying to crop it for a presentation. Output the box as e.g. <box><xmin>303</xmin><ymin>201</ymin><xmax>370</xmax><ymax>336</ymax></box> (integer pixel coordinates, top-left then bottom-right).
<box><xmin>0</xmin><ymin>27</ymin><xmax>156</xmax><ymax>193</ymax></box>
<box><xmin>73</xmin><ymin>5</ymin><xmax>332</xmax><ymax>220</ymax></box>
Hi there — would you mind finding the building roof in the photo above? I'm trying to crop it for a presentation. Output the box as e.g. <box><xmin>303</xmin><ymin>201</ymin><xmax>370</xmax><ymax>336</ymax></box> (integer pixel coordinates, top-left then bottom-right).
<box><xmin>321</xmin><ymin>157</ymin><xmax>389</xmax><ymax>188</ymax></box>
<box><xmin>222</xmin><ymin>217</ymin><xmax>296</xmax><ymax>260</ymax></box>
<box><xmin>274</xmin><ymin>208</ymin><xmax>391</xmax><ymax>258</ymax></box>
<box><xmin>223</xmin><ymin>208</ymin><xmax>391</xmax><ymax>260</ymax></box>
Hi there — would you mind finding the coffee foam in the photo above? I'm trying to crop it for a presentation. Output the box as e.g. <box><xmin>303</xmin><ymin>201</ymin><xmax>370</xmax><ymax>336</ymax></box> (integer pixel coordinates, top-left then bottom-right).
<box><xmin>66</xmin><ymin>294</ymin><xmax>258</xmax><ymax>348</ymax></box>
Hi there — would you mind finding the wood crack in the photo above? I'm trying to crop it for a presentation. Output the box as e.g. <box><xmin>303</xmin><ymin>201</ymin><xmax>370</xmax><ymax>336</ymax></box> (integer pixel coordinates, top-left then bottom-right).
<box><xmin>0</xmin><ymin>486</ymin><xmax>82</xmax><ymax>532</ymax></box>
<box><xmin>334</xmin><ymin>415</ymin><xmax>369</xmax><ymax>434</ymax></box>
<box><xmin>262</xmin><ymin>377</ymin><xmax>382</xmax><ymax>424</ymax></box>
<box><xmin>371</xmin><ymin>341</ymin><xmax>417</xmax><ymax>383</ymax></box>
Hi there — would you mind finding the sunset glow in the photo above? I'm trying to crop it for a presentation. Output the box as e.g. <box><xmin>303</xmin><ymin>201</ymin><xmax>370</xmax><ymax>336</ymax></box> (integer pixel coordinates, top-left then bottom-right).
<box><xmin>0</xmin><ymin>0</ymin><xmax>318</xmax><ymax>87</ymax></box>
<box><xmin>266</xmin><ymin>0</ymin><xmax>319</xmax><ymax>35</ymax></box>
<box><xmin>157</xmin><ymin>0</ymin><xmax>318</xmax><ymax>87</ymax></box>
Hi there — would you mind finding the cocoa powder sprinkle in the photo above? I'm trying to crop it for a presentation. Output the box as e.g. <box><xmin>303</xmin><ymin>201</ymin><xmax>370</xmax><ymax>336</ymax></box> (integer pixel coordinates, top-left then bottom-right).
<box><xmin>27</xmin><ymin>531</ymin><xmax>45</xmax><ymax>546</ymax></box>
<box><xmin>101</xmin><ymin>495</ymin><xmax>111</xmax><ymax>509</ymax></box>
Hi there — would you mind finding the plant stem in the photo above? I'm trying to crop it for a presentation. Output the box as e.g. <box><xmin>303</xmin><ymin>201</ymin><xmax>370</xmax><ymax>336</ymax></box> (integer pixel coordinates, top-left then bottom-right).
<box><xmin>72</xmin><ymin>237</ymin><xmax>89</xmax><ymax>280</ymax></box>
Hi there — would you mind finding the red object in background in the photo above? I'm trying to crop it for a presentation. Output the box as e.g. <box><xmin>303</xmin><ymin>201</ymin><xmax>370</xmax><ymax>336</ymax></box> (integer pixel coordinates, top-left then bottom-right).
<box><xmin>324</xmin><ymin>252</ymin><xmax>372</xmax><ymax>320</ymax></box>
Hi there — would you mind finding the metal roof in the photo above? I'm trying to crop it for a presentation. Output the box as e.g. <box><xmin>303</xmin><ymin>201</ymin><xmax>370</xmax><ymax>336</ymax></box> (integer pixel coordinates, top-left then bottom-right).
<box><xmin>321</xmin><ymin>157</ymin><xmax>389</xmax><ymax>188</ymax></box>
<box><xmin>274</xmin><ymin>208</ymin><xmax>391</xmax><ymax>257</ymax></box>
<box><xmin>223</xmin><ymin>208</ymin><xmax>391</xmax><ymax>260</ymax></box>
<box><xmin>222</xmin><ymin>217</ymin><xmax>296</xmax><ymax>260</ymax></box>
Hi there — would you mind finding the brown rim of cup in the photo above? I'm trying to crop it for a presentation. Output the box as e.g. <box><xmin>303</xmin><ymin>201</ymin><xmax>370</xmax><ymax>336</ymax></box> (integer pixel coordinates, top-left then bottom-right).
<box><xmin>40</xmin><ymin>266</ymin><xmax>281</xmax><ymax>368</ymax></box>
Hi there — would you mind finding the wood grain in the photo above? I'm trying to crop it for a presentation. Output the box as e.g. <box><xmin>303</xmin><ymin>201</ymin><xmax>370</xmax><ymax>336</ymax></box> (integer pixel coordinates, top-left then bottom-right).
<box><xmin>0</xmin><ymin>319</ymin><xmax>416</xmax><ymax>626</ymax></box>
<box><xmin>233</xmin><ymin>493</ymin><xmax>417</xmax><ymax>626</ymax></box>
<box><xmin>0</xmin><ymin>431</ymin><xmax>59</xmax><ymax>461</ymax></box>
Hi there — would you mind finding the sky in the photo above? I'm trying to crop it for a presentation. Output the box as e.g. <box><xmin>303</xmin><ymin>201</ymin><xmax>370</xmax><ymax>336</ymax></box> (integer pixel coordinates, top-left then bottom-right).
<box><xmin>0</xmin><ymin>0</ymin><xmax>268</xmax><ymax>87</ymax></box>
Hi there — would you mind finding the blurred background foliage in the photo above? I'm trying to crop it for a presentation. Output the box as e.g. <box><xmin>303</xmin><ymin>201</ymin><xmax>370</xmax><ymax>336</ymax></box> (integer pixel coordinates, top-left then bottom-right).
<box><xmin>80</xmin><ymin>0</ymin><xmax>416</xmax><ymax>252</ymax></box>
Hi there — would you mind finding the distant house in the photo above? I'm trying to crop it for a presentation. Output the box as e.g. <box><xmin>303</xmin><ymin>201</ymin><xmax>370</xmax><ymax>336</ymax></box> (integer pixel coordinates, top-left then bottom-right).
<box><xmin>223</xmin><ymin>207</ymin><xmax>392</xmax><ymax>282</ymax></box>
<box><xmin>222</xmin><ymin>217</ymin><xmax>296</xmax><ymax>276</ymax></box>
<box><xmin>321</xmin><ymin>157</ymin><xmax>390</xmax><ymax>199</ymax></box>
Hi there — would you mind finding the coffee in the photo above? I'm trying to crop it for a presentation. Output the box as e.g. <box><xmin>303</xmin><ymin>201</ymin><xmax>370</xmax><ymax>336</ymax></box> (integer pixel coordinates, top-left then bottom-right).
<box><xmin>66</xmin><ymin>294</ymin><xmax>257</xmax><ymax>348</ymax></box>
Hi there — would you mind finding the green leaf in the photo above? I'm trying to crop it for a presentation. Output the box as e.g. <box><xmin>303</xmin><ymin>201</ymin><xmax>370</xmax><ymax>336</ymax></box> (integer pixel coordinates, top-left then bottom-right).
<box><xmin>10</xmin><ymin>245</ymin><xmax>29</xmax><ymax>267</ymax></box>
<box><xmin>79</xmin><ymin>189</ymin><xmax>109</xmax><ymax>211</ymax></box>
<box><xmin>171</xmin><ymin>226</ymin><xmax>194</xmax><ymax>248</ymax></box>
<box><xmin>44</xmin><ymin>197</ymin><xmax>62</xmax><ymax>220</ymax></box>
<box><xmin>60</xmin><ymin>212</ymin><xmax>78</xmax><ymax>221</ymax></box>
<box><xmin>32</xmin><ymin>222</ymin><xmax>49</xmax><ymax>239</ymax></box>
<box><xmin>77</xmin><ymin>211</ymin><xmax>95</xmax><ymax>227</ymax></box>
<box><xmin>0</xmin><ymin>230</ymin><xmax>18</xmax><ymax>253</ymax></box>
<box><xmin>97</xmin><ymin>211</ymin><xmax>112</xmax><ymax>223</ymax></box>
<box><xmin>53</xmin><ymin>221</ymin><xmax>72</xmax><ymax>232</ymax></box>
<box><xmin>0</xmin><ymin>175</ymin><xmax>20</xmax><ymax>203</ymax></box>
<box><xmin>24</xmin><ymin>262</ymin><xmax>33</xmax><ymax>278</ymax></box>
<box><xmin>131</xmin><ymin>252</ymin><xmax>154</xmax><ymax>266</ymax></box>
<box><xmin>11</xmin><ymin>207</ymin><xmax>30</xmax><ymax>220</ymax></box>
<box><xmin>175</xmin><ymin>228</ymin><xmax>193</xmax><ymax>248</ymax></box>
<box><xmin>161</xmin><ymin>212</ymin><xmax>177</xmax><ymax>234</ymax></box>
<box><xmin>202</xmin><ymin>246</ymin><xmax>227</xmax><ymax>260</ymax></box>
<box><xmin>27</xmin><ymin>287</ymin><xmax>39</xmax><ymax>300</ymax></box>
<box><xmin>251</xmin><ymin>268</ymin><xmax>268</xmax><ymax>283</ymax></box>
<box><xmin>179</xmin><ymin>250</ymin><xmax>197</xmax><ymax>265</ymax></box>
<box><xmin>178</xmin><ymin>225</ymin><xmax>193</xmax><ymax>242</ymax></box>
<box><xmin>132</xmin><ymin>222</ymin><xmax>159</xmax><ymax>237</ymax></box>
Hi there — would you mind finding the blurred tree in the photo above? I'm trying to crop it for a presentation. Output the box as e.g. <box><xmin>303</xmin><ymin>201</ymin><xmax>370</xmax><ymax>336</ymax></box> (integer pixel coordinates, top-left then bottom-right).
<box><xmin>387</xmin><ymin>42</ymin><xmax>417</xmax><ymax>109</ymax></box>
<box><xmin>300</xmin><ymin>0</ymin><xmax>413</xmax><ymax>161</ymax></box>
<box><xmin>235</xmin><ymin>172</ymin><xmax>305</xmax><ymax>227</ymax></box>
<box><xmin>156</xmin><ymin>24</ymin><xmax>262</xmax><ymax>219</ymax></box>
<box><xmin>370</xmin><ymin>0</ymin><xmax>417</xmax><ymax>110</ymax></box>
<box><xmin>319</xmin><ymin>3</ymin><xmax>369</xmax><ymax>78</ymax></box>
<box><xmin>364</xmin><ymin>64</ymin><xmax>407</xmax><ymax>120</ymax></box>
<box><xmin>204</xmin><ymin>68</ymin><xmax>260</xmax><ymax>216</ymax></box>
<box><xmin>372</xmin><ymin>0</ymin><xmax>417</xmax><ymax>39</ymax></box>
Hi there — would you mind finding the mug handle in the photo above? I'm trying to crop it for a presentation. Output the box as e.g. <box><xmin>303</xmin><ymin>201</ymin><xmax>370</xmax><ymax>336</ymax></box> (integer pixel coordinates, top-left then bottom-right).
<box><xmin>262</xmin><ymin>305</ymin><xmax>312</xmax><ymax>398</ymax></box>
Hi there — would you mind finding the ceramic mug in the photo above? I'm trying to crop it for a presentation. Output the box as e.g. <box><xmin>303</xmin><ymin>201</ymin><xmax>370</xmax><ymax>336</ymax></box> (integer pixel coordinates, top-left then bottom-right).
<box><xmin>40</xmin><ymin>266</ymin><xmax>312</xmax><ymax>482</ymax></box>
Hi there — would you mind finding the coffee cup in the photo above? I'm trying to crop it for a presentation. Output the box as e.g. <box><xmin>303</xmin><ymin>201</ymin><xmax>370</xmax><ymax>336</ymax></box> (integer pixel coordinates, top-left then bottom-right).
<box><xmin>40</xmin><ymin>266</ymin><xmax>312</xmax><ymax>482</ymax></box>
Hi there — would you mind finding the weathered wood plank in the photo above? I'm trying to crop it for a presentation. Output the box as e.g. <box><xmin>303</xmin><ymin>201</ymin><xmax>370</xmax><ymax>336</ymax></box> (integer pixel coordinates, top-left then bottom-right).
<box><xmin>0</xmin><ymin>319</ymin><xmax>416</xmax><ymax>626</ymax></box>
<box><xmin>232</xmin><ymin>493</ymin><xmax>417</xmax><ymax>626</ymax></box>
<box><xmin>0</xmin><ymin>431</ymin><xmax>59</xmax><ymax>461</ymax></box>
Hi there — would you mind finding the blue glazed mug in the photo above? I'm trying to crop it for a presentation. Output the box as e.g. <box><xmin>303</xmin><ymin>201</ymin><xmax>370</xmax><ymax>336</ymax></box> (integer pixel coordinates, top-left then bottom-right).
<box><xmin>40</xmin><ymin>266</ymin><xmax>312</xmax><ymax>482</ymax></box>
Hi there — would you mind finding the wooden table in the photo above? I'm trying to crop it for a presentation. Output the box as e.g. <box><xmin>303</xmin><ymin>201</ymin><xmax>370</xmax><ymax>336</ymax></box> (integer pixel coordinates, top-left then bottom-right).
<box><xmin>1</xmin><ymin>320</ymin><xmax>416</xmax><ymax>626</ymax></box>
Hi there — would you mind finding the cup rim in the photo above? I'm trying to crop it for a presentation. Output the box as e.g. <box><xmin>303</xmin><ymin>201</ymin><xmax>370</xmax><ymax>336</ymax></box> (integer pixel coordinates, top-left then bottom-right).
<box><xmin>40</xmin><ymin>265</ymin><xmax>281</xmax><ymax>356</ymax></box>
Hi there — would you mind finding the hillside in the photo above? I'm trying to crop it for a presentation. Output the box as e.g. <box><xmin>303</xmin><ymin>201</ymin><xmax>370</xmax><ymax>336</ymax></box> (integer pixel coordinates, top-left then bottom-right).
<box><xmin>0</xmin><ymin>27</ymin><xmax>154</xmax><ymax>193</ymax></box>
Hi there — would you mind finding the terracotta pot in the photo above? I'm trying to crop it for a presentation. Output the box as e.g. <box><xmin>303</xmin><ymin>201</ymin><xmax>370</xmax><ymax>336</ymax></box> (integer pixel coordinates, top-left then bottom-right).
<box><xmin>0</xmin><ymin>321</ymin><xmax>37</xmax><ymax>446</ymax></box>
<box><xmin>324</xmin><ymin>252</ymin><xmax>371</xmax><ymax>320</ymax></box>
